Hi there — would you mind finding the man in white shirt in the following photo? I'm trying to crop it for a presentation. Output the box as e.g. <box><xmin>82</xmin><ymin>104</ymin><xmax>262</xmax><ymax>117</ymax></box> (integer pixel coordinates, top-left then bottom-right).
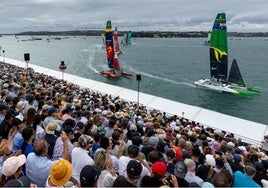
<box><xmin>72</xmin><ymin>134</ymin><xmax>94</xmax><ymax>182</ymax></box>
<box><xmin>118</xmin><ymin>145</ymin><xmax>150</xmax><ymax>186</ymax></box>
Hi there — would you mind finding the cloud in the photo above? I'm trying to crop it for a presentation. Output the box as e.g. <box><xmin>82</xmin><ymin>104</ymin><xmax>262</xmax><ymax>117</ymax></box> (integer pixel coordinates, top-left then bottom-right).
<box><xmin>0</xmin><ymin>0</ymin><xmax>268</xmax><ymax>33</ymax></box>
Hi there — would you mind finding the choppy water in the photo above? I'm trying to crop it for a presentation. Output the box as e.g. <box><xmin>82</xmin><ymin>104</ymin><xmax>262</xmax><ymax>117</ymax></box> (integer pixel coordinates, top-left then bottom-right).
<box><xmin>0</xmin><ymin>35</ymin><xmax>267</xmax><ymax>125</ymax></box>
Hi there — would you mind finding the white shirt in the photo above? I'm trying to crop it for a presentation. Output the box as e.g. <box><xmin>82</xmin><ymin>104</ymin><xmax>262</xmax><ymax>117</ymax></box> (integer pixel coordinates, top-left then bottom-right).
<box><xmin>97</xmin><ymin>169</ymin><xmax>117</xmax><ymax>187</ymax></box>
<box><xmin>80</xmin><ymin>116</ymin><xmax>88</xmax><ymax>125</ymax></box>
<box><xmin>118</xmin><ymin>156</ymin><xmax>150</xmax><ymax>186</ymax></box>
<box><xmin>45</xmin><ymin>176</ymin><xmax>64</xmax><ymax>188</ymax></box>
<box><xmin>71</xmin><ymin>147</ymin><xmax>94</xmax><ymax>182</ymax></box>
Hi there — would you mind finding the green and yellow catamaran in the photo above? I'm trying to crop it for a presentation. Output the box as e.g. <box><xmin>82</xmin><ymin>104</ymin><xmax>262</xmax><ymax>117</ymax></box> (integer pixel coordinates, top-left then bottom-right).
<box><xmin>195</xmin><ymin>13</ymin><xmax>260</xmax><ymax>96</ymax></box>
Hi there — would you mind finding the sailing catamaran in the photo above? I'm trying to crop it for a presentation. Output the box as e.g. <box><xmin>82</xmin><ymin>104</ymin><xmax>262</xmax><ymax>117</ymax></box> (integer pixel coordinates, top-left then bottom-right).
<box><xmin>101</xmin><ymin>32</ymin><xmax>105</xmax><ymax>48</ymax></box>
<box><xmin>126</xmin><ymin>31</ymin><xmax>132</xmax><ymax>45</ymax></box>
<box><xmin>121</xmin><ymin>31</ymin><xmax>132</xmax><ymax>45</ymax></box>
<box><xmin>194</xmin><ymin>13</ymin><xmax>260</xmax><ymax>96</ymax></box>
<box><xmin>100</xmin><ymin>20</ymin><xmax>132</xmax><ymax>78</ymax></box>
<box><xmin>113</xmin><ymin>27</ymin><xmax>123</xmax><ymax>55</ymax></box>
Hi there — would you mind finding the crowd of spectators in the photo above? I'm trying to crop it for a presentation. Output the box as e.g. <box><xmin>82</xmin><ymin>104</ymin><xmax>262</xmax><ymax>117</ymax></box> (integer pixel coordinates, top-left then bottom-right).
<box><xmin>0</xmin><ymin>61</ymin><xmax>268</xmax><ymax>187</ymax></box>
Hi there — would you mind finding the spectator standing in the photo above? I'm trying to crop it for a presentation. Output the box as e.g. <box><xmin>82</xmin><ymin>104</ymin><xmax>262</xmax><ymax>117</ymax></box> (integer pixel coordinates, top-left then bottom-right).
<box><xmin>113</xmin><ymin>160</ymin><xmax>142</xmax><ymax>187</ymax></box>
<box><xmin>72</xmin><ymin>134</ymin><xmax>94</xmax><ymax>182</ymax></box>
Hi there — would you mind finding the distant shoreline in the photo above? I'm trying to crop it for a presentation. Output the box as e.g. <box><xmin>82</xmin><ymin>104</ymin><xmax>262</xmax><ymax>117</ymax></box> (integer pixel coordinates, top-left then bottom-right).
<box><xmin>1</xmin><ymin>30</ymin><xmax>268</xmax><ymax>38</ymax></box>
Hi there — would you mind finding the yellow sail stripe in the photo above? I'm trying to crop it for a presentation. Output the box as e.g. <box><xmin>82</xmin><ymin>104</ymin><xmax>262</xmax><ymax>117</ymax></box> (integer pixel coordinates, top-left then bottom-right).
<box><xmin>210</xmin><ymin>47</ymin><xmax>227</xmax><ymax>62</ymax></box>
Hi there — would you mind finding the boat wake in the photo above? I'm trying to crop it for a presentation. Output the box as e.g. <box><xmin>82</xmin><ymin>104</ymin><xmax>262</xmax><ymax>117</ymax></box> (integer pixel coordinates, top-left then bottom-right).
<box><xmin>86</xmin><ymin>45</ymin><xmax>104</xmax><ymax>74</ymax></box>
<box><xmin>122</xmin><ymin>61</ymin><xmax>194</xmax><ymax>87</ymax></box>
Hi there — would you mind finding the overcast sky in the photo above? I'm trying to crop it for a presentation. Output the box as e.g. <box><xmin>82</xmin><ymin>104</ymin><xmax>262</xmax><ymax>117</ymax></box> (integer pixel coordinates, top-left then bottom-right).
<box><xmin>1</xmin><ymin>0</ymin><xmax>268</xmax><ymax>34</ymax></box>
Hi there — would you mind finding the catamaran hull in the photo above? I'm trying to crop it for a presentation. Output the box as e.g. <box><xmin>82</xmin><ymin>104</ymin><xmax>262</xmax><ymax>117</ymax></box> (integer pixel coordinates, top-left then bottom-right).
<box><xmin>100</xmin><ymin>71</ymin><xmax>118</xmax><ymax>78</ymax></box>
<box><xmin>194</xmin><ymin>79</ymin><xmax>238</xmax><ymax>94</ymax></box>
<box><xmin>195</xmin><ymin>79</ymin><xmax>260</xmax><ymax>96</ymax></box>
<box><xmin>100</xmin><ymin>71</ymin><xmax>133</xmax><ymax>78</ymax></box>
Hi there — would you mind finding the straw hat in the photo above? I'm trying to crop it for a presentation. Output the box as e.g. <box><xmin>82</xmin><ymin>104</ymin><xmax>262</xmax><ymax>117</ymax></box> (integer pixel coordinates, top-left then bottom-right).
<box><xmin>106</xmin><ymin>111</ymin><xmax>114</xmax><ymax>118</ymax></box>
<box><xmin>146</xmin><ymin>114</ymin><xmax>154</xmax><ymax>121</ymax></box>
<box><xmin>15</xmin><ymin>101</ymin><xmax>26</xmax><ymax>112</ymax></box>
<box><xmin>156</xmin><ymin>128</ymin><xmax>166</xmax><ymax>135</ymax></box>
<box><xmin>45</xmin><ymin>121</ymin><xmax>61</xmax><ymax>135</ymax></box>
<box><xmin>115</xmin><ymin>111</ymin><xmax>123</xmax><ymax>119</ymax></box>
<box><xmin>50</xmin><ymin>159</ymin><xmax>72</xmax><ymax>186</ymax></box>
<box><xmin>123</xmin><ymin>112</ymin><xmax>130</xmax><ymax>118</ymax></box>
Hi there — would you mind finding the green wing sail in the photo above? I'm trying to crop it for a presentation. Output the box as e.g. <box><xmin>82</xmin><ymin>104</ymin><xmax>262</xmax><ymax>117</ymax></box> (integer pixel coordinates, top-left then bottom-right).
<box><xmin>210</xmin><ymin>13</ymin><xmax>228</xmax><ymax>81</ymax></box>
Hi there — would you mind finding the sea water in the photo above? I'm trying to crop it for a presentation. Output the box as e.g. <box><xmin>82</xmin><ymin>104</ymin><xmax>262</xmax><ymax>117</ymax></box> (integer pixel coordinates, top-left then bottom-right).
<box><xmin>0</xmin><ymin>35</ymin><xmax>267</xmax><ymax>125</ymax></box>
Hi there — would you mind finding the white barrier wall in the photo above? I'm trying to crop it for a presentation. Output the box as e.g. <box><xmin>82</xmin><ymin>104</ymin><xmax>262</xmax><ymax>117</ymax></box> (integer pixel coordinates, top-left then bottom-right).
<box><xmin>2</xmin><ymin>57</ymin><xmax>268</xmax><ymax>145</ymax></box>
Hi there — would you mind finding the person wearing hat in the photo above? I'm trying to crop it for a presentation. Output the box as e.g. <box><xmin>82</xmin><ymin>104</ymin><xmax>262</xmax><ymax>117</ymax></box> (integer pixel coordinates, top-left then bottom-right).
<box><xmin>118</xmin><ymin>145</ymin><xmax>150</xmax><ymax>187</ymax></box>
<box><xmin>141</xmin><ymin>161</ymin><xmax>167</xmax><ymax>187</ymax></box>
<box><xmin>46</xmin><ymin>159</ymin><xmax>73</xmax><ymax>187</ymax></box>
<box><xmin>113</xmin><ymin>160</ymin><xmax>142</xmax><ymax>187</ymax></box>
<box><xmin>230</xmin><ymin>153</ymin><xmax>244</xmax><ymax>173</ymax></box>
<box><xmin>26</xmin><ymin>132</ymin><xmax>70</xmax><ymax>187</ymax></box>
<box><xmin>114</xmin><ymin>111</ymin><xmax>123</xmax><ymax>120</ymax></box>
<box><xmin>106</xmin><ymin>110</ymin><xmax>114</xmax><ymax>119</ymax></box>
<box><xmin>43</xmin><ymin>106</ymin><xmax>62</xmax><ymax>130</ymax></box>
<box><xmin>80</xmin><ymin>165</ymin><xmax>101</xmax><ymax>187</ymax></box>
<box><xmin>0</xmin><ymin>154</ymin><xmax>26</xmax><ymax>187</ymax></box>
<box><xmin>72</xmin><ymin>134</ymin><xmax>94</xmax><ymax>182</ymax></box>
<box><xmin>15</xmin><ymin>101</ymin><xmax>26</xmax><ymax>122</ymax></box>
<box><xmin>41</xmin><ymin>104</ymin><xmax>50</xmax><ymax>116</ymax></box>
<box><xmin>44</xmin><ymin>121</ymin><xmax>61</xmax><ymax>159</ymax></box>
<box><xmin>53</xmin><ymin>126</ymin><xmax>74</xmax><ymax>160</ymax></box>
<box><xmin>173</xmin><ymin>160</ymin><xmax>189</xmax><ymax>187</ymax></box>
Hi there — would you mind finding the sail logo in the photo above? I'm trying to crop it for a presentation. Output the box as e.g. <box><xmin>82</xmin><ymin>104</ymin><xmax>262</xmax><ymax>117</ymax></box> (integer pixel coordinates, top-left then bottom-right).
<box><xmin>106</xmin><ymin>45</ymin><xmax>114</xmax><ymax>60</ymax></box>
<box><xmin>210</xmin><ymin>47</ymin><xmax>227</xmax><ymax>62</ymax></box>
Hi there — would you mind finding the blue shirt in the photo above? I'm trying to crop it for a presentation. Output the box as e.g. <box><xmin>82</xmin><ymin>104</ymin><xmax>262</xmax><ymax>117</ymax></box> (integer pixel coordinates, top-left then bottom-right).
<box><xmin>232</xmin><ymin>171</ymin><xmax>260</xmax><ymax>187</ymax></box>
<box><xmin>26</xmin><ymin>152</ymin><xmax>56</xmax><ymax>187</ymax></box>
<box><xmin>12</xmin><ymin>132</ymin><xmax>23</xmax><ymax>153</ymax></box>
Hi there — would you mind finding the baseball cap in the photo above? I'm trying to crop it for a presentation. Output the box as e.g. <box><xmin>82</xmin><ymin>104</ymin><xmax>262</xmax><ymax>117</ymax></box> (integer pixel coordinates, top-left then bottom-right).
<box><xmin>48</xmin><ymin>107</ymin><xmax>57</xmax><ymax>115</ymax></box>
<box><xmin>63</xmin><ymin>126</ymin><xmax>74</xmax><ymax>135</ymax></box>
<box><xmin>152</xmin><ymin>162</ymin><xmax>167</xmax><ymax>177</ymax></box>
<box><xmin>80</xmin><ymin>165</ymin><xmax>101</xmax><ymax>187</ymax></box>
<box><xmin>2</xmin><ymin>154</ymin><xmax>26</xmax><ymax>177</ymax></box>
<box><xmin>127</xmin><ymin>160</ymin><xmax>143</xmax><ymax>179</ymax></box>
